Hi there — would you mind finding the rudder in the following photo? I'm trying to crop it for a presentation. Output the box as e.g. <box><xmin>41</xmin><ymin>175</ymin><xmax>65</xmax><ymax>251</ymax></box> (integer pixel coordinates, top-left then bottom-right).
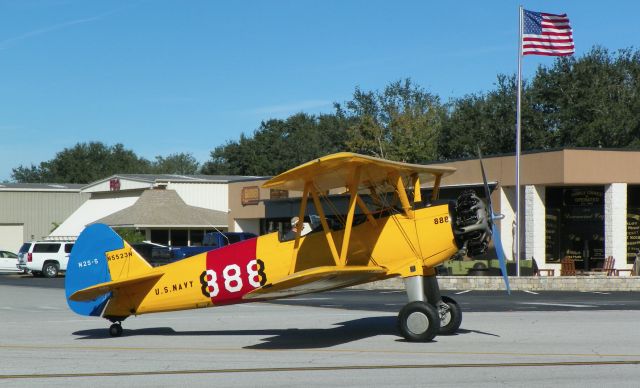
<box><xmin>65</xmin><ymin>223</ymin><xmax>151</xmax><ymax>317</ymax></box>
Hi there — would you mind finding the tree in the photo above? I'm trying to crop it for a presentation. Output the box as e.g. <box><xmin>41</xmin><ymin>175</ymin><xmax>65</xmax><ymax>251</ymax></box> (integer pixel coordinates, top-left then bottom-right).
<box><xmin>151</xmin><ymin>153</ymin><xmax>200</xmax><ymax>175</ymax></box>
<box><xmin>529</xmin><ymin>46</ymin><xmax>640</xmax><ymax>149</ymax></box>
<box><xmin>11</xmin><ymin>142</ymin><xmax>152</xmax><ymax>183</ymax></box>
<box><xmin>115</xmin><ymin>228</ymin><xmax>145</xmax><ymax>244</ymax></box>
<box><xmin>336</xmin><ymin>79</ymin><xmax>444</xmax><ymax>163</ymax></box>
<box><xmin>439</xmin><ymin>46</ymin><xmax>640</xmax><ymax>159</ymax></box>
<box><xmin>202</xmin><ymin>113</ymin><xmax>348</xmax><ymax>175</ymax></box>
<box><xmin>11</xmin><ymin>164</ymin><xmax>45</xmax><ymax>183</ymax></box>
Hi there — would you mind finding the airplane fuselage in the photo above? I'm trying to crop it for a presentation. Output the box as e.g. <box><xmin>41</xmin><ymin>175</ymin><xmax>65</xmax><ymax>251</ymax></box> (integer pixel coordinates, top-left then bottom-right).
<box><xmin>103</xmin><ymin>203</ymin><xmax>458</xmax><ymax>318</ymax></box>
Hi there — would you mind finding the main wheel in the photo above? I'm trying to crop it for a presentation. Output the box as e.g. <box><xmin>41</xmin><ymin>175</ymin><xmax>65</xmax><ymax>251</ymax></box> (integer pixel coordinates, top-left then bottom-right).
<box><xmin>109</xmin><ymin>323</ymin><xmax>123</xmax><ymax>337</ymax></box>
<box><xmin>438</xmin><ymin>296</ymin><xmax>462</xmax><ymax>335</ymax></box>
<box><xmin>397</xmin><ymin>301</ymin><xmax>440</xmax><ymax>342</ymax></box>
<box><xmin>42</xmin><ymin>262</ymin><xmax>59</xmax><ymax>278</ymax></box>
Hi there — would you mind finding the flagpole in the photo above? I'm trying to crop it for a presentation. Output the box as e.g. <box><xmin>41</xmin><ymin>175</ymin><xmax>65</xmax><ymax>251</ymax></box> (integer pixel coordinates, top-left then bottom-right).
<box><xmin>515</xmin><ymin>5</ymin><xmax>523</xmax><ymax>277</ymax></box>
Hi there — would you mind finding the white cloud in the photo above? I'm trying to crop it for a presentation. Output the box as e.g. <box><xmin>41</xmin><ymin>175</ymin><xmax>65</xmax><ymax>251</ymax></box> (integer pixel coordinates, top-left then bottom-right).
<box><xmin>0</xmin><ymin>5</ymin><xmax>131</xmax><ymax>50</ymax></box>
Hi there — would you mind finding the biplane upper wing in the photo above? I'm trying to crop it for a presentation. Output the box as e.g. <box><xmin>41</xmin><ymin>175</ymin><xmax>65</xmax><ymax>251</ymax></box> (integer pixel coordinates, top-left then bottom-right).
<box><xmin>252</xmin><ymin>153</ymin><xmax>456</xmax><ymax>300</ymax></box>
<box><xmin>262</xmin><ymin>152</ymin><xmax>456</xmax><ymax>192</ymax></box>
<box><xmin>243</xmin><ymin>265</ymin><xmax>388</xmax><ymax>300</ymax></box>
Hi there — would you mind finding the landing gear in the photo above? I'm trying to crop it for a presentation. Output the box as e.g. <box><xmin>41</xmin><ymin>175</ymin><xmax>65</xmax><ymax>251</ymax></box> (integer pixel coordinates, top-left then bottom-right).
<box><xmin>397</xmin><ymin>301</ymin><xmax>439</xmax><ymax>342</ymax></box>
<box><xmin>109</xmin><ymin>323</ymin><xmax>123</xmax><ymax>337</ymax></box>
<box><xmin>398</xmin><ymin>274</ymin><xmax>463</xmax><ymax>341</ymax></box>
<box><xmin>437</xmin><ymin>296</ymin><xmax>462</xmax><ymax>335</ymax></box>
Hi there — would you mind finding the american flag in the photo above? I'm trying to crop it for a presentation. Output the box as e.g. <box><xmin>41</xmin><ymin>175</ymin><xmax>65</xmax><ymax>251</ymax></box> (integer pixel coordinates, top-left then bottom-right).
<box><xmin>522</xmin><ymin>9</ymin><xmax>574</xmax><ymax>56</ymax></box>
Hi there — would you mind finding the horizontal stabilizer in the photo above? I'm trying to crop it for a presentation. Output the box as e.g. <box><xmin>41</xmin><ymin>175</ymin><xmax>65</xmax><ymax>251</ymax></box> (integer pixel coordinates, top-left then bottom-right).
<box><xmin>69</xmin><ymin>271</ymin><xmax>164</xmax><ymax>302</ymax></box>
<box><xmin>243</xmin><ymin>265</ymin><xmax>388</xmax><ymax>301</ymax></box>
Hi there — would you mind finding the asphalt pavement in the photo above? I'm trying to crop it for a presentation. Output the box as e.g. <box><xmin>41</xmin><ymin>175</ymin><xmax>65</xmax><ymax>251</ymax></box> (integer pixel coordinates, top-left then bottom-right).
<box><xmin>2</xmin><ymin>272</ymin><xmax>639</xmax><ymax>312</ymax></box>
<box><xmin>2</xmin><ymin>273</ymin><xmax>640</xmax><ymax>387</ymax></box>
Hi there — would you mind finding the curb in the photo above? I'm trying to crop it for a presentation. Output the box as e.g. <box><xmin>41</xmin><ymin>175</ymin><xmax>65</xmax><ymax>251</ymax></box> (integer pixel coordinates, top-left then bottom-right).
<box><xmin>351</xmin><ymin>276</ymin><xmax>640</xmax><ymax>292</ymax></box>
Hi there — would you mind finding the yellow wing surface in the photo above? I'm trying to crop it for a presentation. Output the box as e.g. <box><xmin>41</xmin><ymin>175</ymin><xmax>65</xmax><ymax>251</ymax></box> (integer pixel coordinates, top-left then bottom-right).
<box><xmin>262</xmin><ymin>152</ymin><xmax>456</xmax><ymax>192</ymax></box>
<box><xmin>253</xmin><ymin>152</ymin><xmax>459</xmax><ymax>298</ymax></box>
<box><xmin>243</xmin><ymin>265</ymin><xmax>388</xmax><ymax>300</ymax></box>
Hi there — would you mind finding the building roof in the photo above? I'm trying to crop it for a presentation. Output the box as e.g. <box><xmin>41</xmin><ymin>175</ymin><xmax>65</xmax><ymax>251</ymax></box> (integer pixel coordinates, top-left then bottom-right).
<box><xmin>0</xmin><ymin>183</ymin><xmax>84</xmax><ymax>192</ymax></box>
<box><xmin>436</xmin><ymin>148</ymin><xmax>640</xmax><ymax>187</ymax></box>
<box><xmin>95</xmin><ymin>189</ymin><xmax>227</xmax><ymax>228</ymax></box>
<box><xmin>50</xmin><ymin>192</ymin><xmax>140</xmax><ymax>238</ymax></box>
<box><xmin>84</xmin><ymin>173</ymin><xmax>268</xmax><ymax>187</ymax></box>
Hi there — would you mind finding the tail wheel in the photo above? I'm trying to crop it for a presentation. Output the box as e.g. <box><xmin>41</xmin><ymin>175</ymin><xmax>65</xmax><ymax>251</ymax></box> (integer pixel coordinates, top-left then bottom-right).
<box><xmin>109</xmin><ymin>323</ymin><xmax>123</xmax><ymax>337</ymax></box>
<box><xmin>397</xmin><ymin>301</ymin><xmax>439</xmax><ymax>342</ymax></box>
<box><xmin>438</xmin><ymin>296</ymin><xmax>462</xmax><ymax>335</ymax></box>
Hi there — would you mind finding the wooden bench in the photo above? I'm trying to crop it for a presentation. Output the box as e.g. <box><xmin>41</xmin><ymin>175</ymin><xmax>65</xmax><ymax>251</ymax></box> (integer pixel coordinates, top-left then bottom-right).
<box><xmin>592</xmin><ymin>256</ymin><xmax>615</xmax><ymax>276</ymax></box>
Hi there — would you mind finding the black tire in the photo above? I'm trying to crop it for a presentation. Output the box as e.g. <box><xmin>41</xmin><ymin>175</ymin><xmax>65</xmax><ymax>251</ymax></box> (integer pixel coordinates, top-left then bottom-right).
<box><xmin>438</xmin><ymin>296</ymin><xmax>462</xmax><ymax>335</ymax></box>
<box><xmin>397</xmin><ymin>301</ymin><xmax>440</xmax><ymax>342</ymax></box>
<box><xmin>42</xmin><ymin>262</ymin><xmax>59</xmax><ymax>278</ymax></box>
<box><xmin>109</xmin><ymin>323</ymin><xmax>123</xmax><ymax>337</ymax></box>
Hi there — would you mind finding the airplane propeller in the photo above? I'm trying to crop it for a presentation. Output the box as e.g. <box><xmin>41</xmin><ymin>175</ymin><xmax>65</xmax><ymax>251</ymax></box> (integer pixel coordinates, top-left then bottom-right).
<box><xmin>477</xmin><ymin>148</ymin><xmax>511</xmax><ymax>294</ymax></box>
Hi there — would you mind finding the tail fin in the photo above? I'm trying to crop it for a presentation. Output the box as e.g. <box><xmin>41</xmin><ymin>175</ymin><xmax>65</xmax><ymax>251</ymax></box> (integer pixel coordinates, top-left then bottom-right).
<box><xmin>65</xmin><ymin>224</ymin><xmax>151</xmax><ymax>316</ymax></box>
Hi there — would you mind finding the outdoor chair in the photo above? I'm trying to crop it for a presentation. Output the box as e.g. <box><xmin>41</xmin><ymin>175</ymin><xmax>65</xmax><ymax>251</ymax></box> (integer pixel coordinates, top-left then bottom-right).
<box><xmin>616</xmin><ymin>256</ymin><xmax>639</xmax><ymax>276</ymax></box>
<box><xmin>560</xmin><ymin>257</ymin><xmax>576</xmax><ymax>276</ymax></box>
<box><xmin>532</xmin><ymin>257</ymin><xmax>555</xmax><ymax>276</ymax></box>
<box><xmin>592</xmin><ymin>256</ymin><xmax>616</xmax><ymax>276</ymax></box>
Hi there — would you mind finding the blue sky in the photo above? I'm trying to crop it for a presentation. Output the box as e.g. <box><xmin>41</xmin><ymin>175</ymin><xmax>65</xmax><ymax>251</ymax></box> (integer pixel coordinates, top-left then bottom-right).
<box><xmin>1</xmin><ymin>0</ymin><xmax>638</xmax><ymax>181</ymax></box>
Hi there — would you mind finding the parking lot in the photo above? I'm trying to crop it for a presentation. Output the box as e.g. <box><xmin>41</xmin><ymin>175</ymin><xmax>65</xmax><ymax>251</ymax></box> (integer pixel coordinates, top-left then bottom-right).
<box><xmin>2</xmin><ymin>274</ymin><xmax>640</xmax><ymax>387</ymax></box>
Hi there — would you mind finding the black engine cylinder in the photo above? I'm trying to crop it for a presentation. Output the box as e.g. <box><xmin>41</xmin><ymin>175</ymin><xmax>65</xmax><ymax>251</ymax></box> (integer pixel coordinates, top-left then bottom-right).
<box><xmin>450</xmin><ymin>190</ymin><xmax>491</xmax><ymax>257</ymax></box>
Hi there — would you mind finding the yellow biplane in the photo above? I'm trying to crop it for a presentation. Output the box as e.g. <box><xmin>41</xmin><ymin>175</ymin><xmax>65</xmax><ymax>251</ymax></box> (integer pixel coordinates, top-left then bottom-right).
<box><xmin>65</xmin><ymin>152</ymin><xmax>508</xmax><ymax>342</ymax></box>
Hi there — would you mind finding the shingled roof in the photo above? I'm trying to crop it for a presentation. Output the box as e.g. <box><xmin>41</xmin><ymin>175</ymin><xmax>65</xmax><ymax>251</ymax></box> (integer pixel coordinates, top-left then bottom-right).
<box><xmin>95</xmin><ymin>189</ymin><xmax>227</xmax><ymax>228</ymax></box>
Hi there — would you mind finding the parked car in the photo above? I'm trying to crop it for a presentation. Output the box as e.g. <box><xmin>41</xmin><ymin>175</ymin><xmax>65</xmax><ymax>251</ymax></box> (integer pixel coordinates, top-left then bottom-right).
<box><xmin>130</xmin><ymin>242</ymin><xmax>172</xmax><ymax>267</ymax></box>
<box><xmin>131</xmin><ymin>232</ymin><xmax>258</xmax><ymax>266</ymax></box>
<box><xmin>202</xmin><ymin>232</ymin><xmax>257</xmax><ymax>248</ymax></box>
<box><xmin>171</xmin><ymin>232</ymin><xmax>258</xmax><ymax>260</ymax></box>
<box><xmin>17</xmin><ymin>241</ymin><xmax>74</xmax><ymax>278</ymax></box>
<box><xmin>0</xmin><ymin>250</ymin><xmax>22</xmax><ymax>273</ymax></box>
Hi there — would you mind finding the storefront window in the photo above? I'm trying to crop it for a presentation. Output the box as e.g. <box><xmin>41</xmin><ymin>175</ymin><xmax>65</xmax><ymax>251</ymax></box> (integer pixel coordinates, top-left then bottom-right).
<box><xmin>628</xmin><ymin>186</ymin><xmax>640</xmax><ymax>264</ymax></box>
<box><xmin>170</xmin><ymin>230</ymin><xmax>188</xmax><ymax>246</ymax></box>
<box><xmin>190</xmin><ymin>230</ymin><xmax>204</xmax><ymax>246</ymax></box>
<box><xmin>546</xmin><ymin>187</ymin><xmax>605</xmax><ymax>270</ymax></box>
<box><xmin>150</xmin><ymin>229</ymin><xmax>169</xmax><ymax>245</ymax></box>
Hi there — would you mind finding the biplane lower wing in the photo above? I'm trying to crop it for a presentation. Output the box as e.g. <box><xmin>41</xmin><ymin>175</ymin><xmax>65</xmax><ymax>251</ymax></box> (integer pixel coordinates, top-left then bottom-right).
<box><xmin>243</xmin><ymin>265</ymin><xmax>388</xmax><ymax>300</ymax></box>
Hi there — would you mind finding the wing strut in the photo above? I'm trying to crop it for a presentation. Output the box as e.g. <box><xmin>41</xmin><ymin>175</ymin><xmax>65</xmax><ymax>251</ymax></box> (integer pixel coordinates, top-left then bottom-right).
<box><xmin>310</xmin><ymin>188</ymin><xmax>340</xmax><ymax>266</ymax></box>
<box><xmin>339</xmin><ymin>167</ymin><xmax>361</xmax><ymax>264</ymax></box>
<box><xmin>431</xmin><ymin>174</ymin><xmax>442</xmax><ymax>201</ymax></box>
<box><xmin>355</xmin><ymin>196</ymin><xmax>377</xmax><ymax>227</ymax></box>
<box><xmin>289</xmin><ymin>182</ymin><xmax>311</xmax><ymax>274</ymax></box>
<box><xmin>391</xmin><ymin>172</ymin><xmax>414</xmax><ymax>219</ymax></box>
<box><xmin>411</xmin><ymin>173</ymin><xmax>422</xmax><ymax>204</ymax></box>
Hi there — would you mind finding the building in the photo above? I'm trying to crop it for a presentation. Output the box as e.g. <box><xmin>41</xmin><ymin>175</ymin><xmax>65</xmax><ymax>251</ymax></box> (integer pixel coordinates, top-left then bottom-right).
<box><xmin>50</xmin><ymin>174</ymin><xmax>267</xmax><ymax>246</ymax></box>
<box><xmin>5</xmin><ymin>148</ymin><xmax>639</xmax><ymax>277</ymax></box>
<box><xmin>435</xmin><ymin>148</ymin><xmax>640</xmax><ymax>275</ymax></box>
<box><xmin>225</xmin><ymin>148</ymin><xmax>640</xmax><ymax>276</ymax></box>
<box><xmin>0</xmin><ymin>183</ymin><xmax>88</xmax><ymax>252</ymax></box>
